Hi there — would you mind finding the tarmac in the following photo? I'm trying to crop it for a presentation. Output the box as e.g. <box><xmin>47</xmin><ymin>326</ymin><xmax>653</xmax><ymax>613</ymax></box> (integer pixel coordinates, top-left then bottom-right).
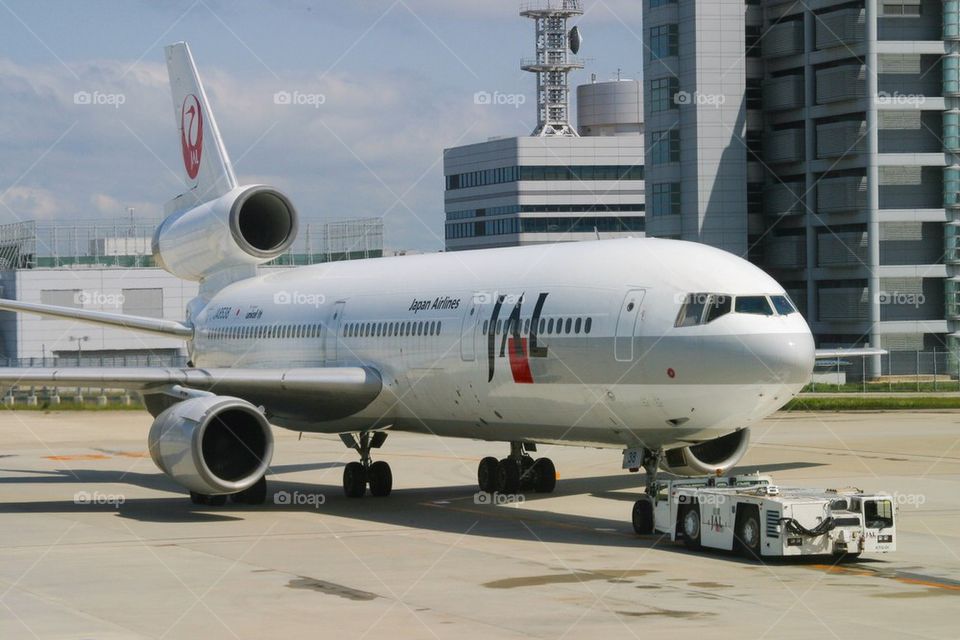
<box><xmin>0</xmin><ymin>409</ymin><xmax>957</xmax><ymax>639</ymax></box>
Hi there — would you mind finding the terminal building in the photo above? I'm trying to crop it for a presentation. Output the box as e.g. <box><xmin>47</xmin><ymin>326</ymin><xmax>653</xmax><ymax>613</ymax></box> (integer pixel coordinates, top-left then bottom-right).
<box><xmin>444</xmin><ymin>0</ymin><xmax>645</xmax><ymax>251</ymax></box>
<box><xmin>642</xmin><ymin>0</ymin><xmax>960</xmax><ymax>363</ymax></box>
<box><xmin>0</xmin><ymin>218</ymin><xmax>383</xmax><ymax>365</ymax></box>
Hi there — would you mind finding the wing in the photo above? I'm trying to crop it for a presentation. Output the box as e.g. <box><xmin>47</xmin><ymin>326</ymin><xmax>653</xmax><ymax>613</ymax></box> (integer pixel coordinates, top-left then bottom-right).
<box><xmin>0</xmin><ymin>298</ymin><xmax>192</xmax><ymax>338</ymax></box>
<box><xmin>814</xmin><ymin>348</ymin><xmax>887</xmax><ymax>359</ymax></box>
<box><xmin>0</xmin><ymin>366</ymin><xmax>382</xmax><ymax>421</ymax></box>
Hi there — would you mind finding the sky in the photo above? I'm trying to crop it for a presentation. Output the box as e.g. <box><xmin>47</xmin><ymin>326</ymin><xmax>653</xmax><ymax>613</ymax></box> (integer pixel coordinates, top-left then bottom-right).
<box><xmin>0</xmin><ymin>0</ymin><xmax>644</xmax><ymax>251</ymax></box>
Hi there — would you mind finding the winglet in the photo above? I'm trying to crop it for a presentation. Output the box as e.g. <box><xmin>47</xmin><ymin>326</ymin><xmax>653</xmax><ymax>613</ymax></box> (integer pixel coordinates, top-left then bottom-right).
<box><xmin>164</xmin><ymin>42</ymin><xmax>237</xmax><ymax>209</ymax></box>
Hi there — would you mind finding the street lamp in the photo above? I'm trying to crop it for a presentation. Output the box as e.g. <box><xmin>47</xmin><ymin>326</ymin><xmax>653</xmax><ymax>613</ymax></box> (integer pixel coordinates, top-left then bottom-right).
<box><xmin>68</xmin><ymin>336</ymin><xmax>89</xmax><ymax>365</ymax></box>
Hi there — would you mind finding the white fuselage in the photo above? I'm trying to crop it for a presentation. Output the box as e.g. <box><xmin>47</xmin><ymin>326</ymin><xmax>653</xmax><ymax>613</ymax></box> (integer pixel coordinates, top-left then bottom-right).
<box><xmin>188</xmin><ymin>238</ymin><xmax>814</xmax><ymax>449</ymax></box>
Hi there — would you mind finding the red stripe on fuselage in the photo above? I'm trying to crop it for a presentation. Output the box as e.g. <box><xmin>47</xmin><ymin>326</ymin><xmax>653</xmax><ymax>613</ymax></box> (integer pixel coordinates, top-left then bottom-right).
<box><xmin>507</xmin><ymin>337</ymin><xmax>534</xmax><ymax>384</ymax></box>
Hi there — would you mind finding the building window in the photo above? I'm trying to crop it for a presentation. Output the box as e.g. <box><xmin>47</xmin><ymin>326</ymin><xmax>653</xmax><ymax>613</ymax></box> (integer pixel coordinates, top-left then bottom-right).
<box><xmin>445</xmin><ymin>165</ymin><xmax>643</xmax><ymax>190</ymax></box>
<box><xmin>649</xmin><ymin>129</ymin><xmax>680</xmax><ymax>165</ymax></box>
<box><xmin>746</xmin><ymin>78</ymin><xmax>762</xmax><ymax>110</ymax></box>
<box><xmin>649</xmin><ymin>77</ymin><xmax>679</xmax><ymax>113</ymax></box>
<box><xmin>745</xmin><ymin>26</ymin><xmax>762</xmax><ymax>58</ymax></box>
<box><xmin>747</xmin><ymin>182</ymin><xmax>763</xmax><ymax>216</ymax></box>
<box><xmin>122</xmin><ymin>288</ymin><xmax>164</xmax><ymax>318</ymax></box>
<box><xmin>650</xmin><ymin>183</ymin><xmax>681</xmax><ymax>216</ymax></box>
<box><xmin>649</xmin><ymin>0</ymin><xmax>676</xmax><ymax>7</ymax></box>
<box><xmin>745</xmin><ymin>130</ymin><xmax>762</xmax><ymax>160</ymax></box>
<box><xmin>880</xmin><ymin>1</ymin><xmax>921</xmax><ymax>16</ymax></box>
<box><xmin>649</xmin><ymin>24</ymin><xmax>678</xmax><ymax>60</ymax></box>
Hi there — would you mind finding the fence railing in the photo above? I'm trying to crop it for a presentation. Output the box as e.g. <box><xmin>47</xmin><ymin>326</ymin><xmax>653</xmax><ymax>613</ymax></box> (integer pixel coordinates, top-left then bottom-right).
<box><xmin>812</xmin><ymin>349</ymin><xmax>960</xmax><ymax>392</ymax></box>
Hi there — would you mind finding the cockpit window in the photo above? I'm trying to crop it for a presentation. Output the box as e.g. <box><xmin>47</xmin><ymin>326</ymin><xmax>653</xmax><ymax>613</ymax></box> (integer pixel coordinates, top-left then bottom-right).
<box><xmin>705</xmin><ymin>295</ymin><xmax>732</xmax><ymax>323</ymax></box>
<box><xmin>675</xmin><ymin>293</ymin><xmax>708</xmax><ymax>327</ymax></box>
<box><xmin>675</xmin><ymin>294</ymin><xmax>733</xmax><ymax>327</ymax></box>
<box><xmin>734</xmin><ymin>296</ymin><xmax>774</xmax><ymax>316</ymax></box>
<box><xmin>771</xmin><ymin>295</ymin><xmax>797</xmax><ymax>315</ymax></box>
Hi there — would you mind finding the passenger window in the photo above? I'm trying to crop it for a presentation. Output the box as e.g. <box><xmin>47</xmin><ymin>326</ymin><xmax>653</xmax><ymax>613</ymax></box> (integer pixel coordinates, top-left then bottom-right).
<box><xmin>483</xmin><ymin>320</ymin><xmax>489</xmax><ymax>333</ymax></box>
<box><xmin>584</xmin><ymin>317</ymin><xmax>592</xmax><ymax>334</ymax></box>
<box><xmin>539</xmin><ymin>318</ymin><xmax>545</xmax><ymax>334</ymax></box>
<box><xmin>574</xmin><ymin>318</ymin><xmax>582</xmax><ymax>334</ymax></box>
<box><xmin>524</xmin><ymin>319</ymin><xmax>530</xmax><ymax>335</ymax></box>
<box><xmin>547</xmin><ymin>318</ymin><xmax>554</xmax><ymax>334</ymax></box>
<box><xmin>705</xmin><ymin>295</ymin><xmax>732</xmax><ymax>323</ymax></box>
<box><xmin>564</xmin><ymin>318</ymin><xmax>572</xmax><ymax>334</ymax></box>
<box><xmin>675</xmin><ymin>294</ymin><xmax>708</xmax><ymax>327</ymax></box>
<box><xmin>437</xmin><ymin>321</ymin><xmax>442</xmax><ymax>334</ymax></box>
<box><xmin>496</xmin><ymin>320</ymin><xmax>502</xmax><ymax>334</ymax></box>
<box><xmin>771</xmin><ymin>295</ymin><xmax>797</xmax><ymax>315</ymax></box>
<box><xmin>735</xmin><ymin>296</ymin><xmax>774</xmax><ymax>316</ymax></box>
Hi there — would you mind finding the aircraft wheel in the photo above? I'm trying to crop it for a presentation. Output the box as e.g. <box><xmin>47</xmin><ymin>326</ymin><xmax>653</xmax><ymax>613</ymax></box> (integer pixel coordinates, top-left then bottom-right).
<box><xmin>518</xmin><ymin>455</ymin><xmax>537</xmax><ymax>490</ymax></box>
<box><xmin>368</xmin><ymin>461</ymin><xmax>393</xmax><ymax>497</ymax></box>
<box><xmin>533</xmin><ymin>458</ymin><xmax>556</xmax><ymax>493</ymax></box>
<box><xmin>343</xmin><ymin>461</ymin><xmax>367</xmax><ymax>498</ymax></box>
<box><xmin>477</xmin><ymin>456</ymin><xmax>499</xmax><ymax>493</ymax></box>
<box><xmin>496</xmin><ymin>458</ymin><xmax>521</xmax><ymax>494</ymax></box>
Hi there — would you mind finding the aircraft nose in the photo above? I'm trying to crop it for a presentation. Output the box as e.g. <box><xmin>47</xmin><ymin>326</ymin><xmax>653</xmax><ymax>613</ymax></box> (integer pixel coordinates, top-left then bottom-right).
<box><xmin>740</xmin><ymin>330</ymin><xmax>815</xmax><ymax>386</ymax></box>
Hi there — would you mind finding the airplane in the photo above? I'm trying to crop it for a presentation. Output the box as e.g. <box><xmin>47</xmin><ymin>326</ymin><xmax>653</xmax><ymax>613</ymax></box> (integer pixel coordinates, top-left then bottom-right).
<box><xmin>0</xmin><ymin>42</ymin><xmax>816</xmax><ymax>516</ymax></box>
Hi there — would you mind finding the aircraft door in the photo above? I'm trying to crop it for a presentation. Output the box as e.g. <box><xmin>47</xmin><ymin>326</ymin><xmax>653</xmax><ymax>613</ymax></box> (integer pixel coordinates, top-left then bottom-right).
<box><xmin>460</xmin><ymin>297</ymin><xmax>481</xmax><ymax>361</ymax></box>
<box><xmin>614</xmin><ymin>289</ymin><xmax>646</xmax><ymax>362</ymax></box>
<box><xmin>324</xmin><ymin>301</ymin><xmax>346</xmax><ymax>363</ymax></box>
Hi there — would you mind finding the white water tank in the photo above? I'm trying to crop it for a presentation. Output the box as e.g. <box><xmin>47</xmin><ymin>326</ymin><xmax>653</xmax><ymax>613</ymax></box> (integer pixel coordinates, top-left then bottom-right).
<box><xmin>576</xmin><ymin>79</ymin><xmax>643</xmax><ymax>137</ymax></box>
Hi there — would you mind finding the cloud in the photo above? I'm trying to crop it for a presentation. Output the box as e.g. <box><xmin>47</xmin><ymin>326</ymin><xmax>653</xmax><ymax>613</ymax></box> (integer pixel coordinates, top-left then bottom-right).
<box><xmin>0</xmin><ymin>52</ymin><xmax>528</xmax><ymax>250</ymax></box>
<box><xmin>0</xmin><ymin>186</ymin><xmax>64</xmax><ymax>220</ymax></box>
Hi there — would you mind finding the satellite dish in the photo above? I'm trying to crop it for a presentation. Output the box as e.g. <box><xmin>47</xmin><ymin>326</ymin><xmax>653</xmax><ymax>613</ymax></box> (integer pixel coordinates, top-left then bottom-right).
<box><xmin>569</xmin><ymin>26</ymin><xmax>582</xmax><ymax>55</ymax></box>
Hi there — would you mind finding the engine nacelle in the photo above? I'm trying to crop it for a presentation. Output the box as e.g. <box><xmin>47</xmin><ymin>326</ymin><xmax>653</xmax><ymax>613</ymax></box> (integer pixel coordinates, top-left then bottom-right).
<box><xmin>148</xmin><ymin>395</ymin><xmax>274</xmax><ymax>495</ymax></box>
<box><xmin>661</xmin><ymin>428</ymin><xmax>751</xmax><ymax>476</ymax></box>
<box><xmin>152</xmin><ymin>184</ymin><xmax>298</xmax><ymax>281</ymax></box>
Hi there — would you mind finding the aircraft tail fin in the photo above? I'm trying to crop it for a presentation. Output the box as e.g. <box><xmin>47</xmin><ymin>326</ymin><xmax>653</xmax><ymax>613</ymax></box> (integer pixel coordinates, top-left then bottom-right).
<box><xmin>164</xmin><ymin>42</ymin><xmax>237</xmax><ymax>211</ymax></box>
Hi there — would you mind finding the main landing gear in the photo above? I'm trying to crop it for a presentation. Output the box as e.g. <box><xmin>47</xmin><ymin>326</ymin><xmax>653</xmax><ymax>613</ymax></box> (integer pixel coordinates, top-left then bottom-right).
<box><xmin>340</xmin><ymin>431</ymin><xmax>392</xmax><ymax>498</ymax></box>
<box><xmin>477</xmin><ymin>441</ymin><xmax>556</xmax><ymax>495</ymax></box>
<box><xmin>632</xmin><ymin>447</ymin><xmax>664</xmax><ymax>535</ymax></box>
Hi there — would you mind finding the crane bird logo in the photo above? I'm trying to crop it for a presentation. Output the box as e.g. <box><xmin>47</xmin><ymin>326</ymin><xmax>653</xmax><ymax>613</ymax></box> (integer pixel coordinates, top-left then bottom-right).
<box><xmin>180</xmin><ymin>94</ymin><xmax>203</xmax><ymax>180</ymax></box>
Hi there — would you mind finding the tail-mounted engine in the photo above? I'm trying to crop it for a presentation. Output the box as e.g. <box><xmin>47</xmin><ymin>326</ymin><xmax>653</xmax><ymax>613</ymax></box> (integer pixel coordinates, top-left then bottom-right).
<box><xmin>152</xmin><ymin>184</ymin><xmax>297</xmax><ymax>281</ymax></box>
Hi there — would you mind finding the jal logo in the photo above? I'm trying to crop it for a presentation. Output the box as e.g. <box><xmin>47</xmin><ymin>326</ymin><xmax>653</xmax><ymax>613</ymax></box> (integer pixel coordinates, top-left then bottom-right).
<box><xmin>487</xmin><ymin>292</ymin><xmax>549</xmax><ymax>384</ymax></box>
<box><xmin>180</xmin><ymin>94</ymin><xmax>203</xmax><ymax>180</ymax></box>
